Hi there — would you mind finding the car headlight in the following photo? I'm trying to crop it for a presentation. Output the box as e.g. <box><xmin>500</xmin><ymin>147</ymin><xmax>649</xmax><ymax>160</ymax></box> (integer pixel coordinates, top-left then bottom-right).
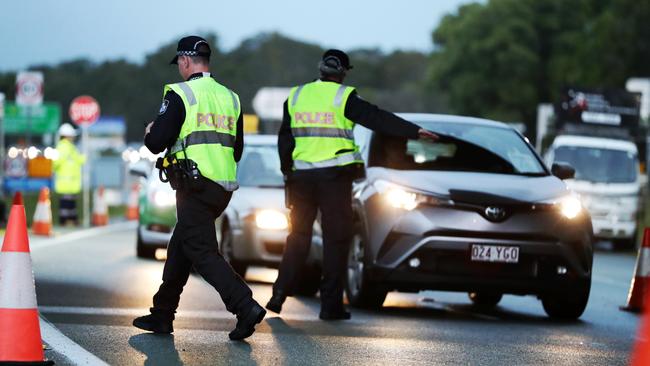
<box><xmin>559</xmin><ymin>196</ymin><xmax>582</xmax><ymax>219</ymax></box>
<box><xmin>373</xmin><ymin>180</ymin><xmax>441</xmax><ymax>211</ymax></box>
<box><xmin>255</xmin><ymin>209</ymin><xmax>288</xmax><ymax>230</ymax></box>
<box><xmin>152</xmin><ymin>190</ymin><xmax>176</xmax><ymax>207</ymax></box>
<box><xmin>543</xmin><ymin>195</ymin><xmax>583</xmax><ymax>219</ymax></box>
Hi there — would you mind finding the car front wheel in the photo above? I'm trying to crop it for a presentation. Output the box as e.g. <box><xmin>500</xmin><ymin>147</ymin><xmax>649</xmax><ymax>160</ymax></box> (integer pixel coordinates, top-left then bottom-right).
<box><xmin>346</xmin><ymin>225</ymin><xmax>387</xmax><ymax>309</ymax></box>
<box><xmin>136</xmin><ymin>229</ymin><xmax>157</xmax><ymax>259</ymax></box>
<box><xmin>220</xmin><ymin>221</ymin><xmax>248</xmax><ymax>278</ymax></box>
<box><xmin>541</xmin><ymin>278</ymin><xmax>591</xmax><ymax>320</ymax></box>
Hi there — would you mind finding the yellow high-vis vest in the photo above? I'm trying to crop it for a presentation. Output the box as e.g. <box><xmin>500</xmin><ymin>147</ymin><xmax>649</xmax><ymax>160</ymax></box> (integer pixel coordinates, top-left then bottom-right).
<box><xmin>53</xmin><ymin>138</ymin><xmax>85</xmax><ymax>195</ymax></box>
<box><xmin>166</xmin><ymin>75</ymin><xmax>241</xmax><ymax>191</ymax></box>
<box><xmin>288</xmin><ymin>80</ymin><xmax>363</xmax><ymax>170</ymax></box>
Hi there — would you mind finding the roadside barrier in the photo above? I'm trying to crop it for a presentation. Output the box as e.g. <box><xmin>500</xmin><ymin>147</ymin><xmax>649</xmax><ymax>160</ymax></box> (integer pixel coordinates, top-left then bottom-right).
<box><xmin>125</xmin><ymin>183</ymin><xmax>139</xmax><ymax>221</ymax></box>
<box><xmin>32</xmin><ymin>187</ymin><xmax>53</xmax><ymax>236</ymax></box>
<box><xmin>92</xmin><ymin>186</ymin><xmax>109</xmax><ymax>226</ymax></box>
<box><xmin>621</xmin><ymin>227</ymin><xmax>650</xmax><ymax>312</ymax></box>
<box><xmin>0</xmin><ymin>192</ymin><xmax>54</xmax><ymax>365</ymax></box>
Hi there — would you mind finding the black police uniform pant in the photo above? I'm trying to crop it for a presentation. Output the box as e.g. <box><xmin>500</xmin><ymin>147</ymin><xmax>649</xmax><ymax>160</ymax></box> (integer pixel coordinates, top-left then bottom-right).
<box><xmin>273</xmin><ymin>177</ymin><xmax>353</xmax><ymax>312</ymax></box>
<box><xmin>152</xmin><ymin>181</ymin><xmax>253</xmax><ymax>317</ymax></box>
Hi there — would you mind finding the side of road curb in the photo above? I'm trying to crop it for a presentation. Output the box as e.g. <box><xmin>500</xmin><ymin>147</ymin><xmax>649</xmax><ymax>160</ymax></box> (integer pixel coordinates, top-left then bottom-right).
<box><xmin>30</xmin><ymin>221</ymin><xmax>138</xmax><ymax>251</ymax></box>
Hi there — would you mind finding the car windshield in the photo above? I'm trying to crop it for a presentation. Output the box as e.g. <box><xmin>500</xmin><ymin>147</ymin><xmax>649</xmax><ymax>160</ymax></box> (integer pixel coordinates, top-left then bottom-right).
<box><xmin>368</xmin><ymin>121</ymin><xmax>546</xmax><ymax>175</ymax></box>
<box><xmin>553</xmin><ymin>146</ymin><xmax>637</xmax><ymax>183</ymax></box>
<box><xmin>237</xmin><ymin>144</ymin><xmax>284</xmax><ymax>187</ymax></box>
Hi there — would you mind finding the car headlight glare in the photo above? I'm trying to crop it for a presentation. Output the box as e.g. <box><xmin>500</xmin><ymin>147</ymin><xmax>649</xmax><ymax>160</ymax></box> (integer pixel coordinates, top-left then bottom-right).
<box><xmin>153</xmin><ymin>190</ymin><xmax>176</xmax><ymax>207</ymax></box>
<box><xmin>559</xmin><ymin>195</ymin><xmax>582</xmax><ymax>219</ymax></box>
<box><xmin>255</xmin><ymin>209</ymin><xmax>288</xmax><ymax>230</ymax></box>
<box><xmin>386</xmin><ymin>188</ymin><xmax>419</xmax><ymax>211</ymax></box>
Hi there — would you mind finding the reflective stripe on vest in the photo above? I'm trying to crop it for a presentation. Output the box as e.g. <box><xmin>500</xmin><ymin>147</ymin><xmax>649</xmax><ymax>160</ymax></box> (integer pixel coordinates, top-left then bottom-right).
<box><xmin>171</xmin><ymin>130</ymin><xmax>236</xmax><ymax>153</ymax></box>
<box><xmin>291</xmin><ymin>127</ymin><xmax>354</xmax><ymax>139</ymax></box>
<box><xmin>293</xmin><ymin>151</ymin><xmax>363</xmax><ymax>170</ymax></box>
<box><xmin>177</xmin><ymin>82</ymin><xmax>197</xmax><ymax>106</ymax></box>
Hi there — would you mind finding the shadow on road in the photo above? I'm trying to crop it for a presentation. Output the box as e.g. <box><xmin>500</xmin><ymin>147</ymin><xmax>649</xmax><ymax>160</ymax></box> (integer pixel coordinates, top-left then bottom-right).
<box><xmin>129</xmin><ymin>333</ymin><xmax>183</xmax><ymax>366</ymax></box>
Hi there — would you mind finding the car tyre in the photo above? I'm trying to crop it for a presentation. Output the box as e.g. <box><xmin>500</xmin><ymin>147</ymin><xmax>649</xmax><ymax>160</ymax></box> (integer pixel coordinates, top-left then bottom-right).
<box><xmin>220</xmin><ymin>221</ymin><xmax>248</xmax><ymax>278</ymax></box>
<box><xmin>136</xmin><ymin>229</ymin><xmax>157</xmax><ymax>259</ymax></box>
<box><xmin>468</xmin><ymin>292</ymin><xmax>503</xmax><ymax>308</ymax></box>
<box><xmin>541</xmin><ymin>278</ymin><xmax>591</xmax><ymax>320</ymax></box>
<box><xmin>293</xmin><ymin>264</ymin><xmax>321</xmax><ymax>297</ymax></box>
<box><xmin>612</xmin><ymin>235</ymin><xmax>636</xmax><ymax>251</ymax></box>
<box><xmin>346</xmin><ymin>224</ymin><xmax>387</xmax><ymax>309</ymax></box>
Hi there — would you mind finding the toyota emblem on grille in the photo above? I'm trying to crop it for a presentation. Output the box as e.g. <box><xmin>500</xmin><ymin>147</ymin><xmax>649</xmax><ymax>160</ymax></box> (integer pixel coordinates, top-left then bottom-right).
<box><xmin>484</xmin><ymin>206</ymin><xmax>507</xmax><ymax>221</ymax></box>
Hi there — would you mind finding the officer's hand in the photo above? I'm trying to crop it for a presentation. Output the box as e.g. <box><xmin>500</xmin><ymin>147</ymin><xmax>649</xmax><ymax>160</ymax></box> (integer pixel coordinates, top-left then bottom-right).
<box><xmin>418</xmin><ymin>128</ymin><xmax>439</xmax><ymax>141</ymax></box>
<box><xmin>145</xmin><ymin>121</ymin><xmax>154</xmax><ymax>135</ymax></box>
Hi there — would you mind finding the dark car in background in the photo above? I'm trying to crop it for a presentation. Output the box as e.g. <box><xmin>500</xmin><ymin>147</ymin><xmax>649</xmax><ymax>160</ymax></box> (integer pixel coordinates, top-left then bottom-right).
<box><xmin>347</xmin><ymin>114</ymin><xmax>594</xmax><ymax>319</ymax></box>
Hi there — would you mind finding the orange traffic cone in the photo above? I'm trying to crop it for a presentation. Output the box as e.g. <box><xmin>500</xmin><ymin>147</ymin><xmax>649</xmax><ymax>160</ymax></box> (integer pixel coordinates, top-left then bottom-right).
<box><xmin>92</xmin><ymin>186</ymin><xmax>109</xmax><ymax>226</ymax></box>
<box><xmin>621</xmin><ymin>228</ymin><xmax>650</xmax><ymax>312</ymax></box>
<box><xmin>32</xmin><ymin>187</ymin><xmax>52</xmax><ymax>236</ymax></box>
<box><xmin>0</xmin><ymin>192</ymin><xmax>54</xmax><ymax>365</ymax></box>
<box><xmin>631</xmin><ymin>286</ymin><xmax>650</xmax><ymax>365</ymax></box>
<box><xmin>125</xmin><ymin>183</ymin><xmax>139</xmax><ymax>221</ymax></box>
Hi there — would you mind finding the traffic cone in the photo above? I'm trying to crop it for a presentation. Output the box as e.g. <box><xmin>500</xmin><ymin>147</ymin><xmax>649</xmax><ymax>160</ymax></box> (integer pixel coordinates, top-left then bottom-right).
<box><xmin>92</xmin><ymin>186</ymin><xmax>109</xmax><ymax>226</ymax></box>
<box><xmin>631</xmin><ymin>286</ymin><xmax>650</xmax><ymax>365</ymax></box>
<box><xmin>0</xmin><ymin>192</ymin><xmax>54</xmax><ymax>365</ymax></box>
<box><xmin>32</xmin><ymin>187</ymin><xmax>52</xmax><ymax>236</ymax></box>
<box><xmin>125</xmin><ymin>183</ymin><xmax>139</xmax><ymax>221</ymax></box>
<box><xmin>621</xmin><ymin>228</ymin><xmax>650</xmax><ymax>312</ymax></box>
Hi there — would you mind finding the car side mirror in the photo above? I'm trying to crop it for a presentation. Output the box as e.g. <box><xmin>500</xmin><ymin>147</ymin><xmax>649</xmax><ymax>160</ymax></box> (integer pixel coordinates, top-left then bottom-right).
<box><xmin>551</xmin><ymin>162</ymin><xmax>575</xmax><ymax>180</ymax></box>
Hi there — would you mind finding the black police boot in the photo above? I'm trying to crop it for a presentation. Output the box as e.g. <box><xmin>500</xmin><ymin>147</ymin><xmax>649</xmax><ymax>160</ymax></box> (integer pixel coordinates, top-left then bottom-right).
<box><xmin>319</xmin><ymin>308</ymin><xmax>351</xmax><ymax>321</ymax></box>
<box><xmin>229</xmin><ymin>302</ymin><xmax>266</xmax><ymax>341</ymax></box>
<box><xmin>133</xmin><ymin>311</ymin><xmax>174</xmax><ymax>334</ymax></box>
<box><xmin>265</xmin><ymin>291</ymin><xmax>286</xmax><ymax>314</ymax></box>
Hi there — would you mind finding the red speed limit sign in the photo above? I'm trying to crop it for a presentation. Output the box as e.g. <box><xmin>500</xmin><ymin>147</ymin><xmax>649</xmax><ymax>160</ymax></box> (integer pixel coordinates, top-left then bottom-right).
<box><xmin>69</xmin><ymin>95</ymin><xmax>100</xmax><ymax>126</ymax></box>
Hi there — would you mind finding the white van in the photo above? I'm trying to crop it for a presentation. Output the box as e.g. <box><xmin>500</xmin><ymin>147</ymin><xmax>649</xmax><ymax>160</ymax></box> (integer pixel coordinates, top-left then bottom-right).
<box><xmin>546</xmin><ymin>135</ymin><xmax>642</xmax><ymax>249</ymax></box>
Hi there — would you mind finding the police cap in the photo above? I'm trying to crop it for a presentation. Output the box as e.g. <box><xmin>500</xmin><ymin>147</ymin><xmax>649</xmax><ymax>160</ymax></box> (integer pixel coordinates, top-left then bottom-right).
<box><xmin>170</xmin><ymin>36</ymin><xmax>212</xmax><ymax>65</ymax></box>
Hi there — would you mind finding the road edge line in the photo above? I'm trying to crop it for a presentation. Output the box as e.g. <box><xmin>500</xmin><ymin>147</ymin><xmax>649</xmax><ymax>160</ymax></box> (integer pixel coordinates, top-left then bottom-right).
<box><xmin>31</xmin><ymin>221</ymin><xmax>138</xmax><ymax>251</ymax></box>
<box><xmin>39</xmin><ymin>316</ymin><xmax>110</xmax><ymax>366</ymax></box>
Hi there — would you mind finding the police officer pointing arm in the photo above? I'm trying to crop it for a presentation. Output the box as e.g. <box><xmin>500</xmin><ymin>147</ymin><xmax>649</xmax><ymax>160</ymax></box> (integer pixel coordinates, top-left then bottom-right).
<box><xmin>134</xmin><ymin>36</ymin><xmax>265</xmax><ymax>341</ymax></box>
<box><xmin>267</xmin><ymin>49</ymin><xmax>437</xmax><ymax>319</ymax></box>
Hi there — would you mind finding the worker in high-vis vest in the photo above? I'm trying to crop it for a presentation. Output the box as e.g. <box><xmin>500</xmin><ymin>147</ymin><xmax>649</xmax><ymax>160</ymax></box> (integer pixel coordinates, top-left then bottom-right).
<box><xmin>135</xmin><ymin>36</ymin><xmax>265</xmax><ymax>341</ymax></box>
<box><xmin>53</xmin><ymin>123</ymin><xmax>85</xmax><ymax>226</ymax></box>
<box><xmin>267</xmin><ymin>49</ymin><xmax>438</xmax><ymax>320</ymax></box>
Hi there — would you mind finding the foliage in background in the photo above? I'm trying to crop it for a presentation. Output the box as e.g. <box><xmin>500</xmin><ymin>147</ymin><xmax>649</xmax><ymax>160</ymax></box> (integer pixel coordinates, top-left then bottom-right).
<box><xmin>429</xmin><ymin>0</ymin><xmax>650</xmax><ymax>137</ymax></box>
<box><xmin>0</xmin><ymin>33</ymin><xmax>442</xmax><ymax>142</ymax></box>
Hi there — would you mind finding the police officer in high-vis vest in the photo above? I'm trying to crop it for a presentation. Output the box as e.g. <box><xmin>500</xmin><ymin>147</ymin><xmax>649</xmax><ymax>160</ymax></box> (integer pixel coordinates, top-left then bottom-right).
<box><xmin>53</xmin><ymin>123</ymin><xmax>85</xmax><ymax>226</ymax></box>
<box><xmin>267</xmin><ymin>49</ymin><xmax>438</xmax><ymax>319</ymax></box>
<box><xmin>134</xmin><ymin>36</ymin><xmax>265</xmax><ymax>340</ymax></box>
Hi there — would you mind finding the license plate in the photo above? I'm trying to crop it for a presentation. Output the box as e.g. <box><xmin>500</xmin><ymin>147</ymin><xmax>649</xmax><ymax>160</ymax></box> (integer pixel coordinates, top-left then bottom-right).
<box><xmin>471</xmin><ymin>244</ymin><xmax>519</xmax><ymax>263</ymax></box>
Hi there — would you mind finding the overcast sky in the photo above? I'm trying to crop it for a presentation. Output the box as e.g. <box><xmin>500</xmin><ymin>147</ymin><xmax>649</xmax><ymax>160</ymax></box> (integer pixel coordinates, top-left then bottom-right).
<box><xmin>0</xmin><ymin>0</ymin><xmax>479</xmax><ymax>72</ymax></box>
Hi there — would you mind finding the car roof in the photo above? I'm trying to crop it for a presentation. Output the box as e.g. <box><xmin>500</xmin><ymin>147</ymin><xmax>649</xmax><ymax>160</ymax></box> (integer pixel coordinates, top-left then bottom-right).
<box><xmin>244</xmin><ymin>134</ymin><xmax>277</xmax><ymax>145</ymax></box>
<box><xmin>552</xmin><ymin>134</ymin><xmax>638</xmax><ymax>152</ymax></box>
<box><xmin>396</xmin><ymin>113</ymin><xmax>511</xmax><ymax>129</ymax></box>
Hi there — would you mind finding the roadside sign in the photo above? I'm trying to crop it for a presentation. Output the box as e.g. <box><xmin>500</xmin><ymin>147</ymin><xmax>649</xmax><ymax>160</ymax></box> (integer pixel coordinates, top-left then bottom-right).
<box><xmin>252</xmin><ymin>87</ymin><xmax>291</xmax><ymax>120</ymax></box>
<box><xmin>69</xmin><ymin>95</ymin><xmax>100</xmax><ymax>126</ymax></box>
<box><xmin>3</xmin><ymin>102</ymin><xmax>61</xmax><ymax>135</ymax></box>
<box><xmin>16</xmin><ymin>72</ymin><xmax>44</xmax><ymax>107</ymax></box>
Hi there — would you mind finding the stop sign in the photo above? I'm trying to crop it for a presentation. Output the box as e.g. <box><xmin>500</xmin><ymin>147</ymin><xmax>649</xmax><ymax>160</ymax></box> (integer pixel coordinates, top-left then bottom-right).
<box><xmin>69</xmin><ymin>95</ymin><xmax>100</xmax><ymax>126</ymax></box>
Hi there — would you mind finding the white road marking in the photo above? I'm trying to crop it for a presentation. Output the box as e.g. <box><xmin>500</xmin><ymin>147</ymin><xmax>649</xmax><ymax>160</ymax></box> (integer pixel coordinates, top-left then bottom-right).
<box><xmin>39</xmin><ymin>305</ymin><xmax>337</xmax><ymax>323</ymax></box>
<box><xmin>30</xmin><ymin>221</ymin><xmax>137</xmax><ymax>251</ymax></box>
<box><xmin>40</xmin><ymin>316</ymin><xmax>109</xmax><ymax>366</ymax></box>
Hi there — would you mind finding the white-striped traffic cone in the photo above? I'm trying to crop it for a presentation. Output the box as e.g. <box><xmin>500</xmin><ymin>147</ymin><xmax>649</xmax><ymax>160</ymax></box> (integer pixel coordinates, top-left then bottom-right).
<box><xmin>92</xmin><ymin>186</ymin><xmax>108</xmax><ymax>226</ymax></box>
<box><xmin>621</xmin><ymin>228</ymin><xmax>650</xmax><ymax>312</ymax></box>
<box><xmin>32</xmin><ymin>187</ymin><xmax>52</xmax><ymax>236</ymax></box>
<box><xmin>0</xmin><ymin>192</ymin><xmax>53</xmax><ymax>365</ymax></box>
<box><xmin>125</xmin><ymin>183</ymin><xmax>139</xmax><ymax>221</ymax></box>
